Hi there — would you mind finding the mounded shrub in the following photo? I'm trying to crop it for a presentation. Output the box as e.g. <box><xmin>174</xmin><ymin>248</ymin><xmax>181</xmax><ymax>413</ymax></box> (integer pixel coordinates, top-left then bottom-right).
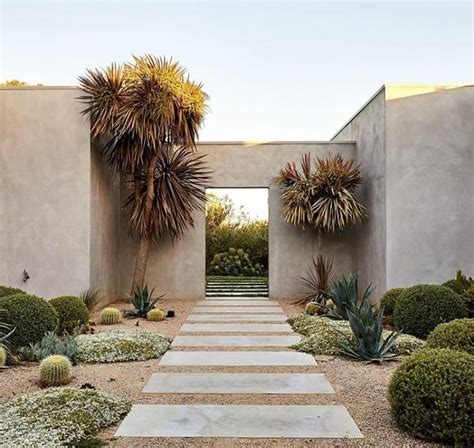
<box><xmin>147</xmin><ymin>308</ymin><xmax>166</xmax><ymax>321</ymax></box>
<box><xmin>379</xmin><ymin>287</ymin><xmax>405</xmax><ymax>315</ymax></box>
<box><xmin>388</xmin><ymin>348</ymin><xmax>474</xmax><ymax>444</ymax></box>
<box><xmin>0</xmin><ymin>387</ymin><xmax>131</xmax><ymax>446</ymax></box>
<box><xmin>49</xmin><ymin>296</ymin><xmax>89</xmax><ymax>334</ymax></box>
<box><xmin>39</xmin><ymin>355</ymin><xmax>73</xmax><ymax>386</ymax></box>
<box><xmin>0</xmin><ymin>285</ymin><xmax>25</xmax><ymax>298</ymax></box>
<box><xmin>442</xmin><ymin>278</ymin><xmax>467</xmax><ymax>295</ymax></box>
<box><xmin>426</xmin><ymin>319</ymin><xmax>474</xmax><ymax>355</ymax></box>
<box><xmin>100</xmin><ymin>307</ymin><xmax>121</xmax><ymax>325</ymax></box>
<box><xmin>393</xmin><ymin>285</ymin><xmax>467</xmax><ymax>338</ymax></box>
<box><xmin>0</xmin><ymin>294</ymin><xmax>59</xmax><ymax>347</ymax></box>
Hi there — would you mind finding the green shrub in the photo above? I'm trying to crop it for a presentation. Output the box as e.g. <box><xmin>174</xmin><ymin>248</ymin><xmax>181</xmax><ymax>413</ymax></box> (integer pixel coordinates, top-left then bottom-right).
<box><xmin>49</xmin><ymin>296</ymin><xmax>89</xmax><ymax>334</ymax></box>
<box><xmin>39</xmin><ymin>355</ymin><xmax>73</xmax><ymax>386</ymax></box>
<box><xmin>379</xmin><ymin>288</ymin><xmax>405</xmax><ymax>315</ymax></box>
<box><xmin>426</xmin><ymin>319</ymin><xmax>474</xmax><ymax>355</ymax></box>
<box><xmin>0</xmin><ymin>285</ymin><xmax>25</xmax><ymax>298</ymax></box>
<box><xmin>0</xmin><ymin>387</ymin><xmax>131</xmax><ymax>446</ymax></box>
<box><xmin>442</xmin><ymin>270</ymin><xmax>474</xmax><ymax>317</ymax></box>
<box><xmin>0</xmin><ymin>294</ymin><xmax>59</xmax><ymax>347</ymax></box>
<box><xmin>393</xmin><ymin>285</ymin><xmax>467</xmax><ymax>338</ymax></box>
<box><xmin>388</xmin><ymin>348</ymin><xmax>474</xmax><ymax>444</ymax></box>
<box><xmin>207</xmin><ymin>247</ymin><xmax>265</xmax><ymax>276</ymax></box>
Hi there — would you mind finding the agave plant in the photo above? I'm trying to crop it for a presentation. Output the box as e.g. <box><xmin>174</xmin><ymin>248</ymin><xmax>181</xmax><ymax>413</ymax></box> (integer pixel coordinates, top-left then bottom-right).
<box><xmin>298</xmin><ymin>254</ymin><xmax>334</xmax><ymax>305</ymax></box>
<box><xmin>124</xmin><ymin>285</ymin><xmax>163</xmax><ymax>318</ymax></box>
<box><xmin>0</xmin><ymin>312</ymin><xmax>15</xmax><ymax>344</ymax></box>
<box><xmin>328</xmin><ymin>273</ymin><xmax>359</xmax><ymax>319</ymax></box>
<box><xmin>338</xmin><ymin>294</ymin><xmax>400</xmax><ymax>363</ymax></box>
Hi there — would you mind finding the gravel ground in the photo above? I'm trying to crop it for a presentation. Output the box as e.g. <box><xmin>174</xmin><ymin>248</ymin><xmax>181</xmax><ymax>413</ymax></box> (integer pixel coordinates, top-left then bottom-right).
<box><xmin>0</xmin><ymin>298</ymin><xmax>442</xmax><ymax>447</ymax></box>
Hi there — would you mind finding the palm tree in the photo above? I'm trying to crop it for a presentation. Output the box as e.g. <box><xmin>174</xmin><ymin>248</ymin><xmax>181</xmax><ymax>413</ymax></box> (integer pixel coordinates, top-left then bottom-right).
<box><xmin>79</xmin><ymin>55</ymin><xmax>209</xmax><ymax>292</ymax></box>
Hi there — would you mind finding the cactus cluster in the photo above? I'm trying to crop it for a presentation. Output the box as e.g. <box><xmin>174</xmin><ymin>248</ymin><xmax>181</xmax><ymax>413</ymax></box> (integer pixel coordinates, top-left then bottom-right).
<box><xmin>147</xmin><ymin>308</ymin><xmax>166</xmax><ymax>321</ymax></box>
<box><xmin>100</xmin><ymin>307</ymin><xmax>122</xmax><ymax>325</ymax></box>
<box><xmin>39</xmin><ymin>355</ymin><xmax>73</xmax><ymax>387</ymax></box>
<box><xmin>0</xmin><ymin>344</ymin><xmax>6</xmax><ymax>366</ymax></box>
<box><xmin>207</xmin><ymin>247</ymin><xmax>265</xmax><ymax>276</ymax></box>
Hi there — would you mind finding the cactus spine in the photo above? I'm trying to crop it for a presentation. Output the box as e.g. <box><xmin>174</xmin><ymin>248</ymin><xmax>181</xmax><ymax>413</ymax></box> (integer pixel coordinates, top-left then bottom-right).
<box><xmin>147</xmin><ymin>308</ymin><xmax>166</xmax><ymax>321</ymax></box>
<box><xmin>100</xmin><ymin>307</ymin><xmax>121</xmax><ymax>325</ymax></box>
<box><xmin>39</xmin><ymin>355</ymin><xmax>73</xmax><ymax>386</ymax></box>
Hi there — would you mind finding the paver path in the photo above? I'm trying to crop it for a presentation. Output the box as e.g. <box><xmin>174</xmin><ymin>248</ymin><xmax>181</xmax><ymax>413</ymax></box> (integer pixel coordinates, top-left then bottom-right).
<box><xmin>116</xmin><ymin>296</ymin><xmax>363</xmax><ymax>440</ymax></box>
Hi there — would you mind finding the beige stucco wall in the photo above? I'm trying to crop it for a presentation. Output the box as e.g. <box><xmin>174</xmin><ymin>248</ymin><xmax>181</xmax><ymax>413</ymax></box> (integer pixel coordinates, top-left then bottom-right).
<box><xmin>0</xmin><ymin>88</ymin><xmax>91</xmax><ymax>298</ymax></box>
<box><xmin>119</xmin><ymin>142</ymin><xmax>358</xmax><ymax>299</ymax></box>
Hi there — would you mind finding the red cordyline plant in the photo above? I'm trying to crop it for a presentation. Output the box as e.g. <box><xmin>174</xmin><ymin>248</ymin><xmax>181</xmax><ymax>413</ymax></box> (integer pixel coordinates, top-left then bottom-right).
<box><xmin>78</xmin><ymin>55</ymin><xmax>211</xmax><ymax>293</ymax></box>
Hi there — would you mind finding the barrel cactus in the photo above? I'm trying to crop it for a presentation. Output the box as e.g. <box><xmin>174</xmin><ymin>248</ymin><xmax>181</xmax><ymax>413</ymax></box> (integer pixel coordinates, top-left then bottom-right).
<box><xmin>100</xmin><ymin>307</ymin><xmax>121</xmax><ymax>325</ymax></box>
<box><xmin>0</xmin><ymin>345</ymin><xmax>6</xmax><ymax>366</ymax></box>
<box><xmin>39</xmin><ymin>355</ymin><xmax>73</xmax><ymax>386</ymax></box>
<box><xmin>305</xmin><ymin>302</ymin><xmax>320</xmax><ymax>315</ymax></box>
<box><xmin>147</xmin><ymin>309</ymin><xmax>166</xmax><ymax>321</ymax></box>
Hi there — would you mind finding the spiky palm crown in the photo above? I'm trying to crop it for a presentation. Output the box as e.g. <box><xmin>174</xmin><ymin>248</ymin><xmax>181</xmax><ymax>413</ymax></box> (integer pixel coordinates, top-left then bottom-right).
<box><xmin>274</xmin><ymin>153</ymin><xmax>365</xmax><ymax>233</ymax></box>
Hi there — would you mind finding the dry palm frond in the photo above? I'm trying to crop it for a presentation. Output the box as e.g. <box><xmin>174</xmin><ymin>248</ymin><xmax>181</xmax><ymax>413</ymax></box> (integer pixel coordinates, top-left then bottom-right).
<box><xmin>124</xmin><ymin>146</ymin><xmax>212</xmax><ymax>240</ymax></box>
<box><xmin>298</xmin><ymin>254</ymin><xmax>334</xmax><ymax>304</ymax></box>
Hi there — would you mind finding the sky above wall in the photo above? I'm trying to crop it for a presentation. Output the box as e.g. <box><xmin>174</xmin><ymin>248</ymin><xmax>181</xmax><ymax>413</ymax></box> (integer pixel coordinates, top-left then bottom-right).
<box><xmin>0</xmin><ymin>0</ymin><xmax>472</xmax><ymax>140</ymax></box>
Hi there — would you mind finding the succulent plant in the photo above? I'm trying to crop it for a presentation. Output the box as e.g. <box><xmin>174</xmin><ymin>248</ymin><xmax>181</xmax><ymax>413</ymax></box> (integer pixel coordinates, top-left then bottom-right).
<box><xmin>39</xmin><ymin>355</ymin><xmax>73</xmax><ymax>386</ymax></box>
<box><xmin>100</xmin><ymin>307</ymin><xmax>122</xmax><ymax>325</ymax></box>
<box><xmin>328</xmin><ymin>273</ymin><xmax>372</xmax><ymax>320</ymax></box>
<box><xmin>147</xmin><ymin>309</ymin><xmax>166</xmax><ymax>321</ymax></box>
<box><xmin>0</xmin><ymin>344</ymin><xmax>6</xmax><ymax>366</ymax></box>
<box><xmin>124</xmin><ymin>285</ymin><xmax>163</xmax><ymax>318</ymax></box>
<box><xmin>305</xmin><ymin>302</ymin><xmax>320</xmax><ymax>315</ymax></box>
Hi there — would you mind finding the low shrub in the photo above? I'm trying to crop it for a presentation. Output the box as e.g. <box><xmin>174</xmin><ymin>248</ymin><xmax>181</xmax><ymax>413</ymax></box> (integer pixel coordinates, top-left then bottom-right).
<box><xmin>289</xmin><ymin>314</ymin><xmax>424</xmax><ymax>356</ymax></box>
<box><xmin>207</xmin><ymin>247</ymin><xmax>265</xmax><ymax>277</ymax></box>
<box><xmin>426</xmin><ymin>319</ymin><xmax>474</xmax><ymax>355</ymax></box>
<box><xmin>18</xmin><ymin>331</ymin><xmax>79</xmax><ymax>362</ymax></box>
<box><xmin>0</xmin><ymin>286</ymin><xmax>25</xmax><ymax>298</ymax></box>
<box><xmin>76</xmin><ymin>329</ymin><xmax>170</xmax><ymax>363</ymax></box>
<box><xmin>49</xmin><ymin>295</ymin><xmax>90</xmax><ymax>335</ymax></box>
<box><xmin>379</xmin><ymin>288</ymin><xmax>405</xmax><ymax>315</ymax></box>
<box><xmin>100</xmin><ymin>307</ymin><xmax>121</xmax><ymax>325</ymax></box>
<box><xmin>388</xmin><ymin>348</ymin><xmax>473</xmax><ymax>444</ymax></box>
<box><xmin>393</xmin><ymin>285</ymin><xmax>467</xmax><ymax>338</ymax></box>
<box><xmin>0</xmin><ymin>387</ymin><xmax>131</xmax><ymax>446</ymax></box>
<box><xmin>39</xmin><ymin>355</ymin><xmax>73</xmax><ymax>386</ymax></box>
<box><xmin>0</xmin><ymin>294</ymin><xmax>59</xmax><ymax>348</ymax></box>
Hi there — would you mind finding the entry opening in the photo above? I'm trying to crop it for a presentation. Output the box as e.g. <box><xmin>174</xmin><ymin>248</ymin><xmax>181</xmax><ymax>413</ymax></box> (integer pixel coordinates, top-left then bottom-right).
<box><xmin>205</xmin><ymin>188</ymin><xmax>269</xmax><ymax>297</ymax></box>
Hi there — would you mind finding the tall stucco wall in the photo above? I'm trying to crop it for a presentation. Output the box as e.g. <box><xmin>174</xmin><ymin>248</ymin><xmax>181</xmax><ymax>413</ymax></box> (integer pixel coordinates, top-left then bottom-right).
<box><xmin>332</xmin><ymin>89</ymin><xmax>387</xmax><ymax>299</ymax></box>
<box><xmin>119</xmin><ymin>142</ymin><xmax>358</xmax><ymax>299</ymax></box>
<box><xmin>0</xmin><ymin>88</ymin><xmax>91</xmax><ymax>298</ymax></box>
<box><xmin>385</xmin><ymin>85</ymin><xmax>474</xmax><ymax>287</ymax></box>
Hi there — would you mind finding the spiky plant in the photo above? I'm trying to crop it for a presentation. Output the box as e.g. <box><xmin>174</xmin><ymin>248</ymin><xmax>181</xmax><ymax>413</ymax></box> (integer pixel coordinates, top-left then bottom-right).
<box><xmin>78</xmin><ymin>55</ymin><xmax>209</xmax><ymax>293</ymax></box>
<box><xmin>299</xmin><ymin>254</ymin><xmax>334</xmax><ymax>305</ymax></box>
<box><xmin>39</xmin><ymin>355</ymin><xmax>73</xmax><ymax>386</ymax></box>
<box><xmin>100</xmin><ymin>307</ymin><xmax>122</xmax><ymax>325</ymax></box>
<box><xmin>79</xmin><ymin>288</ymin><xmax>103</xmax><ymax>311</ymax></box>
<box><xmin>147</xmin><ymin>308</ymin><xmax>166</xmax><ymax>321</ymax></box>
<box><xmin>0</xmin><ymin>345</ymin><xmax>6</xmax><ymax>366</ymax></box>
<box><xmin>124</xmin><ymin>285</ymin><xmax>162</xmax><ymax>319</ymax></box>
<box><xmin>329</xmin><ymin>273</ymin><xmax>372</xmax><ymax>320</ymax></box>
<box><xmin>338</xmin><ymin>294</ymin><xmax>400</xmax><ymax>363</ymax></box>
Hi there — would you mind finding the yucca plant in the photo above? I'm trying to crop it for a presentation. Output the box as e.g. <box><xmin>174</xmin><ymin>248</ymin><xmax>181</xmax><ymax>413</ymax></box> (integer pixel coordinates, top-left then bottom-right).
<box><xmin>124</xmin><ymin>285</ymin><xmax>163</xmax><ymax>318</ymax></box>
<box><xmin>338</xmin><ymin>294</ymin><xmax>400</xmax><ymax>363</ymax></box>
<box><xmin>79</xmin><ymin>55</ymin><xmax>210</xmax><ymax>293</ymax></box>
<box><xmin>298</xmin><ymin>254</ymin><xmax>334</xmax><ymax>305</ymax></box>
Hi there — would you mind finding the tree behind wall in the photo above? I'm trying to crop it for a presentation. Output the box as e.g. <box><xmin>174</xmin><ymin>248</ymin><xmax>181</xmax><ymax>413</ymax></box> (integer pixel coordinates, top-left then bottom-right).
<box><xmin>79</xmin><ymin>55</ymin><xmax>210</xmax><ymax>293</ymax></box>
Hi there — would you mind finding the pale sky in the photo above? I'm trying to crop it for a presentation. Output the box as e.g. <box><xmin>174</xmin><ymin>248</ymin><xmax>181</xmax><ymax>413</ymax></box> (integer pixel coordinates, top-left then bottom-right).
<box><xmin>0</xmin><ymin>0</ymin><xmax>472</xmax><ymax>140</ymax></box>
<box><xmin>208</xmin><ymin>188</ymin><xmax>269</xmax><ymax>221</ymax></box>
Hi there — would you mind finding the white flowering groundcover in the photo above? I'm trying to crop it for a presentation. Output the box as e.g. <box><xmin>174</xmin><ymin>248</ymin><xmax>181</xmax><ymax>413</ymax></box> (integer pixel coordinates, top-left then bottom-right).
<box><xmin>76</xmin><ymin>329</ymin><xmax>171</xmax><ymax>363</ymax></box>
<box><xmin>0</xmin><ymin>388</ymin><xmax>131</xmax><ymax>447</ymax></box>
<box><xmin>288</xmin><ymin>314</ymin><xmax>425</xmax><ymax>356</ymax></box>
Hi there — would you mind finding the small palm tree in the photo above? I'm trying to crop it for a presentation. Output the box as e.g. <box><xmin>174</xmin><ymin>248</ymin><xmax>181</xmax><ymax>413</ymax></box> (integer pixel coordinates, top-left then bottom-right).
<box><xmin>79</xmin><ymin>55</ymin><xmax>210</xmax><ymax>292</ymax></box>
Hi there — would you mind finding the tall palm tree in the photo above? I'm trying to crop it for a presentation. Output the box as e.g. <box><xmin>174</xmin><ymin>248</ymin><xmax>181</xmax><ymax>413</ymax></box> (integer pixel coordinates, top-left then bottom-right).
<box><xmin>79</xmin><ymin>55</ymin><xmax>209</xmax><ymax>292</ymax></box>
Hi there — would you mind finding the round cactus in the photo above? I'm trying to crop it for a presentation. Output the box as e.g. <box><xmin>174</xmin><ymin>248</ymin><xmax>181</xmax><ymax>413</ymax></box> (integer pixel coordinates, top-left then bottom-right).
<box><xmin>147</xmin><ymin>309</ymin><xmax>166</xmax><ymax>321</ymax></box>
<box><xmin>305</xmin><ymin>302</ymin><xmax>319</xmax><ymax>315</ymax></box>
<box><xmin>0</xmin><ymin>345</ymin><xmax>6</xmax><ymax>366</ymax></box>
<box><xmin>100</xmin><ymin>307</ymin><xmax>121</xmax><ymax>325</ymax></box>
<box><xmin>39</xmin><ymin>355</ymin><xmax>73</xmax><ymax>387</ymax></box>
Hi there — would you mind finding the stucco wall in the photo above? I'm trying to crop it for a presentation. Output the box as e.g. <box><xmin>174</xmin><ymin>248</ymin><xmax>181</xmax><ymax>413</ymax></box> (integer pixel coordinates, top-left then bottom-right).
<box><xmin>332</xmin><ymin>89</ymin><xmax>387</xmax><ymax>300</ymax></box>
<box><xmin>0</xmin><ymin>88</ymin><xmax>91</xmax><ymax>298</ymax></box>
<box><xmin>119</xmin><ymin>142</ymin><xmax>358</xmax><ymax>299</ymax></box>
<box><xmin>385</xmin><ymin>85</ymin><xmax>474</xmax><ymax>287</ymax></box>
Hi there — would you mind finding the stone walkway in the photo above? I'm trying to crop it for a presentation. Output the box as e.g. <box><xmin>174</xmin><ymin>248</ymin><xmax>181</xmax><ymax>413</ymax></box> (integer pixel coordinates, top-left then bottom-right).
<box><xmin>115</xmin><ymin>296</ymin><xmax>363</xmax><ymax>440</ymax></box>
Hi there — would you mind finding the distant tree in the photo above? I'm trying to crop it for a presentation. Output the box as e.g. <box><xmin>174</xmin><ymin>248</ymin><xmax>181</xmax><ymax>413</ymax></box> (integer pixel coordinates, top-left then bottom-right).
<box><xmin>0</xmin><ymin>80</ymin><xmax>28</xmax><ymax>86</ymax></box>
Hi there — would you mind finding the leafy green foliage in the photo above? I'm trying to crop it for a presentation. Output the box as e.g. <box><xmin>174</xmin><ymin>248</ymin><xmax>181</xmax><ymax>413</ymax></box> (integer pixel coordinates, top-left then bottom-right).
<box><xmin>338</xmin><ymin>293</ymin><xmax>399</xmax><ymax>363</ymax></box>
<box><xmin>426</xmin><ymin>319</ymin><xmax>474</xmax><ymax>354</ymax></box>
<box><xmin>39</xmin><ymin>355</ymin><xmax>73</xmax><ymax>386</ymax></box>
<box><xmin>0</xmin><ymin>387</ymin><xmax>131</xmax><ymax>446</ymax></box>
<box><xmin>18</xmin><ymin>331</ymin><xmax>79</xmax><ymax>362</ymax></box>
<box><xmin>100</xmin><ymin>307</ymin><xmax>121</xmax><ymax>325</ymax></box>
<box><xmin>124</xmin><ymin>285</ymin><xmax>162</xmax><ymax>318</ymax></box>
<box><xmin>393</xmin><ymin>285</ymin><xmax>467</xmax><ymax>338</ymax></box>
<box><xmin>0</xmin><ymin>286</ymin><xmax>25</xmax><ymax>298</ymax></box>
<box><xmin>208</xmin><ymin>247</ymin><xmax>265</xmax><ymax>276</ymax></box>
<box><xmin>273</xmin><ymin>153</ymin><xmax>365</xmax><ymax>232</ymax></box>
<box><xmin>0</xmin><ymin>294</ymin><xmax>59</xmax><ymax>348</ymax></box>
<box><xmin>379</xmin><ymin>288</ymin><xmax>405</xmax><ymax>316</ymax></box>
<box><xmin>299</xmin><ymin>254</ymin><xmax>334</xmax><ymax>305</ymax></box>
<box><xmin>442</xmin><ymin>270</ymin><xmax>474</xmax><ymax>317</ymax></box>
<box><xmin>49</xmin><ymin>296</ymin><xmax>90</xmax><ymax>335</ymax></box>
<box><xmin>388</xmin><ymin>349</ymin><xmax>474</xmax><ymax>444</ymax></box>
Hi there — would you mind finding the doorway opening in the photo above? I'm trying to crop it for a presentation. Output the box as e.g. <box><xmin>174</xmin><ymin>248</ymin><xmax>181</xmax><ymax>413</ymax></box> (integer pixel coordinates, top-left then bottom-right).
<box><xmin>205</xmin><ymin>188</ymin><xmax>269</xmax><ymax>297</ymax></box>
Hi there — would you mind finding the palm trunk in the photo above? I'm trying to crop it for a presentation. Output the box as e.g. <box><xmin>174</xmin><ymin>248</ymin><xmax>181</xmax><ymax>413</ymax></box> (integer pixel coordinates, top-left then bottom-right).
<box><xmin>131</xmin><ymin>154</ymin><xmax>158</xmax><ymax>294</ymax></box>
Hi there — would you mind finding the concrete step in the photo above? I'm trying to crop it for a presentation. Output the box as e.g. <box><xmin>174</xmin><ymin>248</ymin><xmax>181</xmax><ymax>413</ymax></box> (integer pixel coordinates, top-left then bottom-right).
<box><xmin>171</xmin><ymin>335</ymin><xmax>300</xmax><ymax>347</ymax></box>
<box><xmin>179</xmin><ymin>323</ymin><xmax>293</xmax><ymax>333</ymax></box>
<box><xmin>193</xmin><ymin>306</ymin><xmax>282</xmax><ymax>313</ymax></box>
<box><xmin>186</xmin><ymin>314</ymin><xmax>287</xmax><ymax>322</ymax></box>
